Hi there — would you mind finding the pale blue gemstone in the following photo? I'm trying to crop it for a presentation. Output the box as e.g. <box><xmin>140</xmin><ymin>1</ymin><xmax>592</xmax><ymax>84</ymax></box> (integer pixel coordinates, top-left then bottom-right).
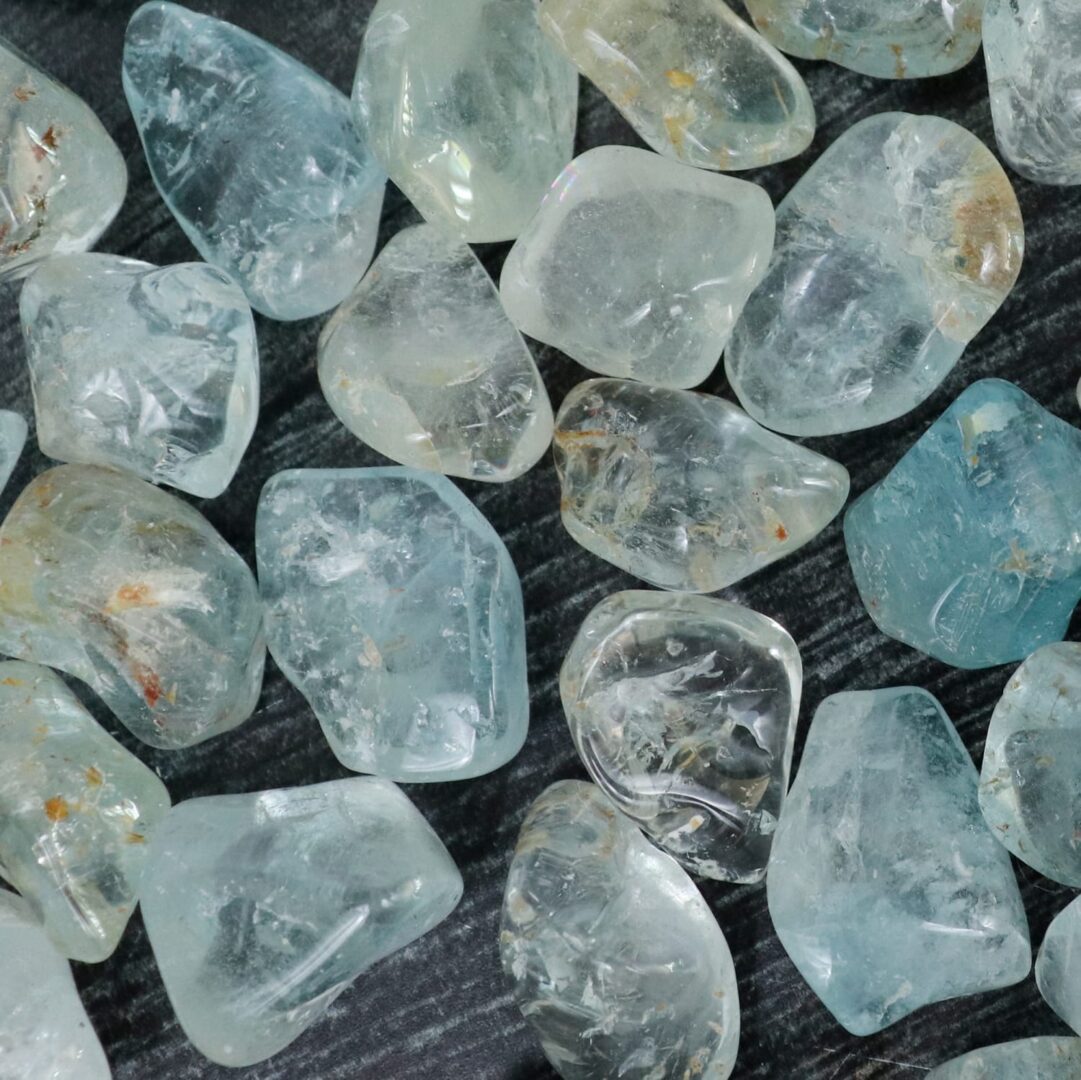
<box><xmin>122</xmin><ymin>2</ymin><xmax>385</xmax><ymax>321</ymax></box>
<box><xmin>140</xmin><ymin>777</ymin><xmax>462</xmax><ymax>1067</ymax></box>
<box><xmin>928</xmin><ymin>1037</ymin><xmax>1081</xmax><ymax>1078</ymax></box>
<box><xmin>0</xmin><ymin>409</ymin><xmax>27</xmax><ymax>493</ymax></box>
<box><xmin>846</xmin><ymin>380</ymin><xmax>1081</xmax><ymax>669</ymax></box>
<box><xmin>1036</xmin><ymin>895</ymin><xmax>1081</xmax><ymax>1037</ymax></box>
<box><xmin>768</xmin><ymin>687</ymin><xmax>1030</xmax><ymax>1036</ymax></box>
<box><xmin>256</xmin><ymin>467</ymin><xmax>528</xmax><ymax>781</ymax></box>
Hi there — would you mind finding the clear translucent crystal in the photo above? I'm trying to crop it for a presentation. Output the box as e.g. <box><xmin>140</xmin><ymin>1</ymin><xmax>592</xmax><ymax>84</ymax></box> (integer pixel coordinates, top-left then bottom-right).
<box><xmin>318</xmin><ymin>224</ymin><xmax>553</xmax><ymax>483</ymax></box>
<box><xmin>928</xmin><ymin>1037</ymin><xmax>1081</xmax><ymax>1078</ymax></box>
<box><xmin>0</xmin><ymin>465</ymin><xmax>264</xmax><ymax>749</ymax></box>
<box><xmin>0</xmin><ymin>36</ymin><xmax>126</xmax><ymax>282</ymax></box>
<box><xmin>501</xmin><ymin>780</ymin><xmax>740</xmax><ymax>1080</ymax></box>
<box><xmin>500</xmin><ymin>145</ymin><xmax>775</xmax><ymax>389</ymax></box>
<box><xmin>0</xmin><ymin>408</ymin><xmax>27</xmax><ymax>493</ymax></box>
<box><xmin>122</xmin><ymin>1</ymin><xmax>385</xmax><ymax>320</ymax></box>
<box><xmin>985</xmin><ymin>0</ymin><xmax>1081</xmax><ymax>186</ymax></box>
<box><xmin>256</xmin><ymin>467</ymin><xmax>528</xmax><ymax>782</ymax></box>
<box><xmin>539</xmin><ymin>0</ymin><xmax>814</xmax><ymax>171</ymax></box>
<box><xmin>745</xmin><ymin>0</ymin><xmax>985</xmax><ymax>79</ymax></box>
<box><xmin>554</xmin><ymin>379</ymin><xmax>849</xmax><ymax>592</ymax></box>
<box><xmin>560</xmin><ymin>591</ymin><xmax>800</xmax><ymax>883</ymax></box>
<box><xmin>353</xmin><ymin>0</ymin><xmax>577</xmax><ymax>242</ymax></box>
<box><xmin>726</xmin><ymin>113</ymin><xmax>1024</xmax><ymax>436</ymax></box>
<box><xmin>1036</xmin><ymin>896</ymin><xmax>1081</xmax><ymax>1037</ymax></box>
<box><xmin>21</xmin><ymin>253</ymin><xmax>258</xmax><ymax>498</ymax></box>
<box><xmin>768</xmin><ymin>687</ymin><xmax>1030</xmax><ymax>1036</ymax></box>
<box><xmin>0</xmin><ymin>661</ymin><xmax>170</xmax><ymax>962</ymax></box>
<box><xmin>0</xmin><ymin>891</ymin><xmax>111</xmax><ymax>1079</ymax></box>
<box><xmin>141</xmin><ymin>777</ymin><xmax>463</xmax><ymax>1067</ymax></box>
<box><xmin>846</xmin><ymin>380</ymin><xmax>1081</xmax><ymax>669</ymax></box>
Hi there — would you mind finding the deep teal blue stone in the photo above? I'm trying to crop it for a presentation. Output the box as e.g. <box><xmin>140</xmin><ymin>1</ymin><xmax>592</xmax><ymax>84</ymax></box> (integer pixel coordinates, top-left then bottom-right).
<box><xmin>846</xmin><ymin>379</ymin><xmax>1081</xmax><ymax>669</ymax></box>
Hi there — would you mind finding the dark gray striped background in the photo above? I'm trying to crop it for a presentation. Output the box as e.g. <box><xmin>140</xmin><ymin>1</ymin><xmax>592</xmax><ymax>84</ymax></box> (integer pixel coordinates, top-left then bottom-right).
<box><xmin>2</xmin><ymin>2</ymin><xmax>1077</xmax><ymax>1077</ymax></box>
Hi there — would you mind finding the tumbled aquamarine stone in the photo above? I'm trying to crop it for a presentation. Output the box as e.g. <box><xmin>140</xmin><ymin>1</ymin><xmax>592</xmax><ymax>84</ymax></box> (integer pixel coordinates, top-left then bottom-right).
<box><xmin>353</xmin><ymin>0</ymin><xmax>577</xmax><ymax>243</ymax></box>
<box><xmin>319</xmin><ymin>224</ymin><xmax>552</xmax><ymax>482</ymax></box>
<box><xmin>0</xmin><ymin>37</ymin><xmax>126</xmax><ymax>282</ymax></box>
<box><xmin>768</xmin><ymin>687</ymin><xmax>1030</xmax><ymax>1036</ymax></box>
<box><xmin>122</xmin><ymin>2</ymin><xmax>385</xmax><ymax>321</ymax></box>
<box><xmin>560</xmin><ymin>591</ymin><xmax>800</xmax><ymax>883</ymax></box>
<box><xmin>726</xmin><ymin>112</ymin><xmax>1024</xmax><ymax>436</ymax></box>
<box><xmin>501</xmin><ymin>780</ymin><xmax>739</xmax><ymax>1080</ymax></box>
<box><xmin>0</xmin><ymin>465</ymin><xmax>264</xmax><ymax>749</ymax></box>
<box><xmin>501</xmin><ymin>146</ymin><xmax>774</xmax><ymax>389</ymax></box>
<box><xmin>985</xmin><ymin>0</ymin><xmax>1081</xmax><ymax>186</ymax></box>
<box><xmin>555</xmin><ymin>379</ymin><xmax>849</xmax><ymax>592</ymax></box>
<box><xmin>1037</xmin><ymin>896</ymin><xmax>1081</xmax><ymax>1036</ymax></box>
<box><xmin>928</xmin><ymin>1037</ymin><xmax>1081</xmax><ymax>1078</ymax></box>
<box><xmin>0</xmin><ymin>661</ymin><xmax>170</xmax><ymax>962</ymax></box>
<box><xmin>0</xmin><ymin>891</ymin><xmax>111</xmax><ymax>1079</ymax></box>
<box><xmin>846</xmin><ymin>380</ymin><xmax>1081</xmax><ymax>669</ymax></box>
<box><xmin>0</xmin><ymin>408</ymin><xmax>27</xmax><ymax>493</ymax></box>
<box><xmin>979</xmin><ymin>643</ymin><xmax>1081</xmax><ymax>885</ymax></box>
<box><xmin>256</xmin><ymin>467</ymin><xmax>528</xmax><ymax>781</ymax></box>
<box><xmin>21</xmin><ymin>253</ymin><xmax>258</xmax><ymax>498</ymax></box>
<box><xmin>539</xmin><ymin>0</ymin><xmax>814</xmax><ymax>171</ymax></box>
<box><xmin>141</xmin><ymin>777</ymin><xmax>462</xmax><ymax>1067</ymax></box>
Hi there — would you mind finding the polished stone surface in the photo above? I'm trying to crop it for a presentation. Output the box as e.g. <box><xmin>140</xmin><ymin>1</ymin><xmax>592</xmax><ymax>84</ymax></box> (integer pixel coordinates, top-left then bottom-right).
<box><xmin>768</xmin><ymin>687</ymin><xmax>1030</xmax><ymax>1036</ymax></box>
<box><xmin>21</xmin><ymin>253</ymin><xmax>258</xmax><ymax>498</ymax></box>
<box><xmin>122</xmin><ymin>2</ymin><xmax>385</xmax><ymax>320</ymax></box>
<box><xmin>256</xmin><ymin>467</ymin><xmax>528</xmax><ymax>781</ymax></box>
<box><xmin>501</xmin><ymin>146</ymin><xmax>774</xmax><ymax>389</ymax></box>
<box><xmin>927</xmin><ymin>1037</ymin><xmax>1081</xmax><ymax>1078</ymax></box>
<box><xmin>0</xmin><ymin>464</ymin><xmax>264</xmax><ymax>749</ymax></box>
<box><xmin>0</xmin><ymin>408</ymin><xmax>27</xmax><ymax>493</ymax></box>
<box><xmin>555</xmin><ymin>379</ymin><xmax>849</xmax><ymax>592</ymax></box>
<box><xmin>0</xmin><ymin>890</ymin><xmax>112</xmax><ymax>1079</ymax></box>
<box><xmin>0</xmin><ymin>661</ymin><xmax>170</xmax><ymax>963</ymax></box>
<box><xmin>501</xmin><ymin>780</ymin><xmax>739</xmax><ymax>1079</ymax></box>
<box><xmin>353</xmin><ymin>0</ymin><xmax>577</xmax><ymax>243</ymax></box>
<box><xmin>560</xmin><ymin>591</ymin><xmax>800</xmax><ymax>883</ymax></box>
<box><xmin>846</xmin><ymin>380</ymin><xmax>1081</xmax><ymax>669</ymax></box>
<box><xmin>0</xmin><ymin>36</ymin><xmax>126</xmax><ymax>282</ymax></box>
<box><xmin>985</xmin><ymin>0</ymin><xmax>1081</xmax><ymax>186</ymax></box>
<box><xmin>980</xmin><ymin>642</ymin><xmax>1081</xmax><ymax>885</ymax></box>
<box><xmin>726</xmin><ymin>112</ymin><xmax>1024</xmax><ymax>436</ymax></box>
<box><xmin>745</xmin><ymin>0</ymin><xmax>986</xmax><ymax>79</ymax></box>
<box><xmin>141</xmin><ymin>777</ymin><xmax>463</xmax><ymax>1067</ymax></box>
<box><xmin>539</xmin><ymin>0</ymin><xmax>814</xmax><ymax>171</ymax></box>
<box><xmin>1036</xmin><ymin>896</ymin><xmax>1081</xmax><ymax>1036</ymax></box>
<box><xmin>319</xmin><ymin>224</ymin><xmax>552</xmax><ymax>483</ymax></box>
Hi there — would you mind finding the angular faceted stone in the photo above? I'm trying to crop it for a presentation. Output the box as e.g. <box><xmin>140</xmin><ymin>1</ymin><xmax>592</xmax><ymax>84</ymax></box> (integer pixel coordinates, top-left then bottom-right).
<box><xmin>0</xmin><ymin>465</ymin><xmax>264</xmax><ymax>749</ymax></box>
<box><xmin>928</xmin><ymin>1037</ymin><xmax>1081</xmax><ymax>1079</ymax></box>
<box><xmin>985</xmin><ymin>0</ymin><xmax>1081</xmax><ymax>186</ymax></box>
<box><xmin>1037</xmin><ymin>896</ymin><xmax>1081</xmax><ymax>1036</ymax></box>
<box><xmin>0</xmin><ymin>37</ymin><xmax>126</xmax><ymax>282</ymax></box>
<box><xmin>319</xmin><ymin>224</ymin><xmax>552</xmax><ymax>482</ymax></box>
<box><xmin>846</xmin><ymin>380</ymin><xmax>1081</xmax><ymax>669</ymax></box>
<box><xmin>122</xmin><ymin>2</ymin><xmax>386</xmax><ymax>320</ymax></box>
<box><xmin>500</xmin><ymin>146</ymin><xmax>775</xmax><ymax>389</ymax></box>
<box><xmin>0</xmin><ymin>408</ymin><xmax>27</xmax><ymax>493</ymax></box>
<box><xmin>554</xmin><ymin>379</ymin><xmax>849</xmax><ymax>592</ymax></box>
<box><xmin>539</xmin><ymin>0</ymin><xmax>814</xmax><ymax>171</ymax></box>
<box><xmin>256</xmin><ymin>467</ymin><xmax>528</xmax><ymax>781</ymax></box>
<box><xmin>0</xmin><ymin>891</ymin><xmax>111</xmax><ymax>1079</ymax></box>
<box><xmin>745</xmin><ymin>0</ymin><xmax>985</xmax><ymax>79</ymax></box>
<box><xmin>0</xmin><ymin>661</ymin><xmax>170</xmax><ymax>962</ymax></box>
<box><xmin>353</xmin><ymin>0</ymin><xmax>577</xmax><ymax>243</ymax></box>
<box><xmin>501</xmin><ymin>780</ymin><xmax>739</xmax><ymax>1080</ymax></box>
<box><xmin>141</xmin><ymin>777</ymin><xmax>462</xmax><ymax>1067</ymax></box>
<box><xmin>560</xmin><ymin>591</ymin><xmax>800</xmax><ymax>883</ymax></box>
<box><xmin>726</xmin><ymin>113</ymin><xmax>1024</xmax><ymax>436</ymax></box>
<box><xmin>980</xmin><ymin>643</ymin><xmax>1081</xmax><ymax>885</ymax></box>
<box><xmin>767</xmin><ymin>687</ymin><xmax>1030</xmax><ymax>1036</ymax></box>
<box><xmin>21</xmin><ymin>253</ymin><xmax>258</xmax><ymax>498</ymax></box>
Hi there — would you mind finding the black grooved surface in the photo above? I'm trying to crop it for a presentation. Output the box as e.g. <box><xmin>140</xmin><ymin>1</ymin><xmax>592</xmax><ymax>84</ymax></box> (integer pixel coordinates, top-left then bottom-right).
<box><xmin>2</xmin><ymin>3</ymin><xmax>1079</xmax><ymax>1078</ymax></box>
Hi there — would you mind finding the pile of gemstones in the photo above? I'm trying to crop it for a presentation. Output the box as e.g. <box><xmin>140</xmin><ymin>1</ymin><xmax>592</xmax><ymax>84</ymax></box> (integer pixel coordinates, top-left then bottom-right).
<box><xmin>3</xmin><ymin>0</ymin><xmax>1081</xmax><ymax>1076</ymax></box>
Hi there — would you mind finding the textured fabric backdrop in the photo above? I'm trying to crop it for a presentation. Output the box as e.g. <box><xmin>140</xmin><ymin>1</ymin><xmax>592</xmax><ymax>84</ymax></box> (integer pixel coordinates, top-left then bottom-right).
<box><xmin>2</xmin><ymin>2</ymin><xmax>1079</xmax><ymax>1078</ymax></box>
